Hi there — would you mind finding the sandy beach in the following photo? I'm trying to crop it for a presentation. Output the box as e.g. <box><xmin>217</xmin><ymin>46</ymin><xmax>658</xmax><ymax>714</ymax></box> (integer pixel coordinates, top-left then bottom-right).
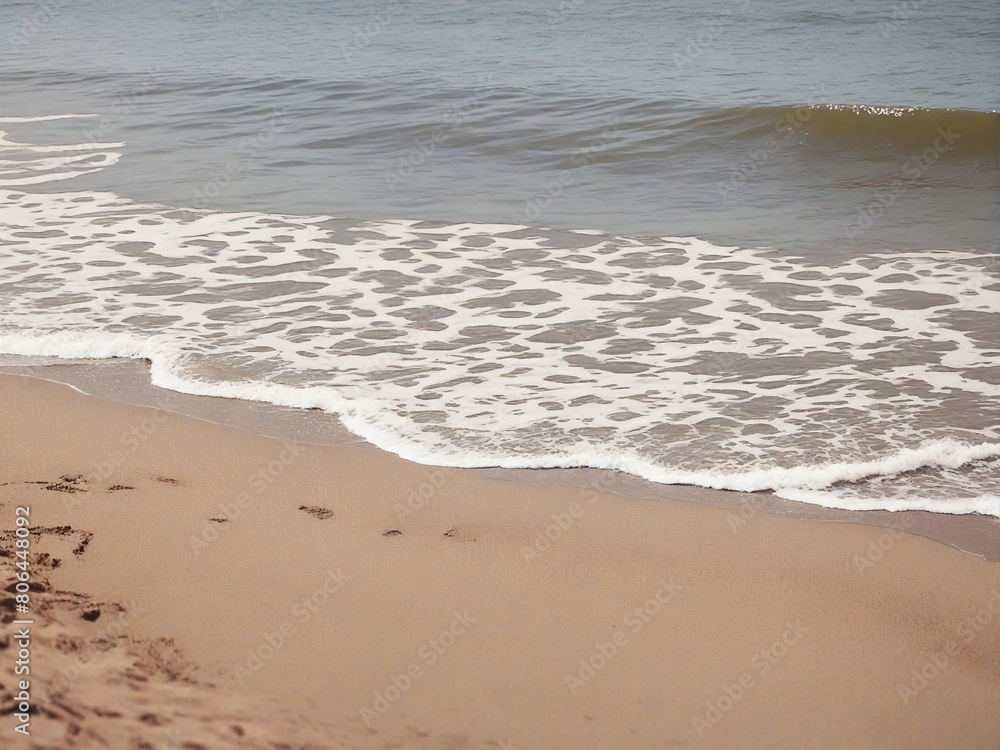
<box><xmin>3</xmin><ymin>2</ymin><xmax>998</xmax><ymax>746</ymax></box>
<box><xmin>1</xmin><ymin>372</ymin><xmax>998</xmax><ymax>749</ymax></box>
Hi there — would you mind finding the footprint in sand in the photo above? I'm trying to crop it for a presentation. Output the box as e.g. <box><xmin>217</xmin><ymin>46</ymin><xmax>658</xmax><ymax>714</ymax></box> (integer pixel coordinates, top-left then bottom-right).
<box><xmin>298</xmin><ymin>505</ymin><xmax>334</xmax><ymax>520</ymax></box>
<box><xmin>44</xmin><ymin>475</ymin><xmax>89</xmax><ymax>494</ymax></box>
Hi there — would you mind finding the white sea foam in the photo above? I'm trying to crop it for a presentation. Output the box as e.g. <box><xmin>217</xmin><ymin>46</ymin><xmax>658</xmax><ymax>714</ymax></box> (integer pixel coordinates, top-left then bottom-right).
<box><xmin>774</xmin><ymin>489</ymin><xmax>1000</xmax><ymax>515</ymax></box>
<box><xmin>0</xmin><ymin>114</ymin><xmax>99</xmax><ymax>123</ymax></box>
<box><xmin>0</xmin><ymin>131</ymin><xmax>124</xmax><ymax>152</ymax></box>
<box><xmin>0</xmin><ymin>122</ymin><xmax>997</xmax><ymax>515</ymax></box>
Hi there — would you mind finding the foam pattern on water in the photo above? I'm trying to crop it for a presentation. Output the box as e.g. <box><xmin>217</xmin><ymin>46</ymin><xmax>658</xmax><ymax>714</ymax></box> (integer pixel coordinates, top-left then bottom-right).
<box><xmin>1</xmin><ymin>121</ymin><xmax>998</xmax><ymax>514</ymax></box>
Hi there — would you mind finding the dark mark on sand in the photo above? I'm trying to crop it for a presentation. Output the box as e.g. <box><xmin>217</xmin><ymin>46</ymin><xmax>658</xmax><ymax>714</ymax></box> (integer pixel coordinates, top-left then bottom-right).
<box><xmin>298</xmin><ymin>505</ymin><xmax>334</xmax><ymax>520</ymax></box>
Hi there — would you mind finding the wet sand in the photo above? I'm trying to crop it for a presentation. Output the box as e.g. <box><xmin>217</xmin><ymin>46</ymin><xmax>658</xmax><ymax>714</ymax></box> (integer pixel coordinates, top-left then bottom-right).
<box><xmin>2</xmin><ymin>357</ymin><xmax>998</xmax><ymax>561</ymax></box>
<box><xmin>1</xmin><ymin>373</ymin><xmax>999</xmax><ymax>749</ymax></box>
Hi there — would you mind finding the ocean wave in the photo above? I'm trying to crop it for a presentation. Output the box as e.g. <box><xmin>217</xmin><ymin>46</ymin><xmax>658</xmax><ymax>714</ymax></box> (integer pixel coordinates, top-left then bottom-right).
<box><xmin>0</xmin><ymin>119</ymin><xmax>997</xmax><ymax>515</ymax></box>
<box><xmin>685</xmin><ymin>104</ymin><xmax>999</xmax><ymax>160</ymax></box>
<box><xmin>1</xmin><ymin>328</ymin><xmax>998</xmax><ymax>516</ymax></box>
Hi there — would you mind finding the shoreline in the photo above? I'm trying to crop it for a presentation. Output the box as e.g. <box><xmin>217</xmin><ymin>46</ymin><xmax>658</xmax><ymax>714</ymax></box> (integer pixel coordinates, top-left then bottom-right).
<box><xmin>1</xmin><ymin>359</ymin><xmax>998</xmax><ymax>561</ymax></box>
<box><xmin>2</xmin><ymin>373</ymin><xmax>999</xmax><ymax>748</ymax></box>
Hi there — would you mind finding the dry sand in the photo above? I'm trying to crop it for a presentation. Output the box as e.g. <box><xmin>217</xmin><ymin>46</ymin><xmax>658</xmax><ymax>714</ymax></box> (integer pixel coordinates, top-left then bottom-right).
<box><xmin>1</xmin><ymin>373</ymin><xmax>998</xmax><ymax>749</ymax></box>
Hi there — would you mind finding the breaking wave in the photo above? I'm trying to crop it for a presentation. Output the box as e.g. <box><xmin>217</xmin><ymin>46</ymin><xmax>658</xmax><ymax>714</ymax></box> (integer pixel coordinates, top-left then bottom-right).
<box><xmin>1</xmin><ymin>114</ymin><xmax>998</xmax><ymax>516</ymax></box>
